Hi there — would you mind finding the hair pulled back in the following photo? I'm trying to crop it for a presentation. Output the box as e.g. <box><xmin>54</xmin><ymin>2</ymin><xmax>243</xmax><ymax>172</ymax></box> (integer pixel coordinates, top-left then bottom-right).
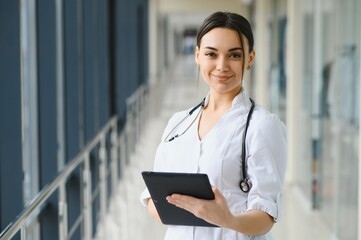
<box><xmin>196</xmin><ymin>12</ymin><xmax>254</xmax><ymax>53</ymax></box>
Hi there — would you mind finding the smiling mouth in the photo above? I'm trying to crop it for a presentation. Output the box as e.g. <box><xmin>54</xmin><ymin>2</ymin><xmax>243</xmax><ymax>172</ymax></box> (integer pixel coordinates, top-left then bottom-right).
<box><xmin>211</xmin><ymin>74</ymin><xmax>233</xmax><ymax>81</ymax></box>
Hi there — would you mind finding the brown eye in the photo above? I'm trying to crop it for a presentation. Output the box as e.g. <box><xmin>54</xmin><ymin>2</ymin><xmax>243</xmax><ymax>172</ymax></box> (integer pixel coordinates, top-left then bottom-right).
<box><xmin>230</xmin><ymin>53</ymin><xmax>242</xmax><ymax>59</ymax></box>
<box><xmin>205</xmin><ymin>52</ymin><xmax>217</xmax><ymax>57</ymax></box>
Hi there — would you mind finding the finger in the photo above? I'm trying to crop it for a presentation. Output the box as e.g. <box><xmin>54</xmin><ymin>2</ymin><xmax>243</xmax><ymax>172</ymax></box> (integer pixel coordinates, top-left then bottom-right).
<box><xmin>166</xmin><ymin>194</ymin><xmax>198</xmax><ymax>211</ymax></box>
<box><xmin>168</xmin><ymin>194</ymin><xmax>197</xmax><ymax>204</ymax></box>
<box><xmin>211</xmin><ymin>186</ymin><xmax>222</xmax><ymax>198</ymax></box>
<box><xmin>166</xmin><ymin>194</ymin><xmax>185</xmax><ymax>207</ymax></box>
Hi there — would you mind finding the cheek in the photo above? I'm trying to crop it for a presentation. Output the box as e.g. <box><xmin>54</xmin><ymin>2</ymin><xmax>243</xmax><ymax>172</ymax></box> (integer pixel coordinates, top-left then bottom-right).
<box><xmin>232</xmin><ymin>63</ymin><xmax>244</xmax><ymax>76</ymax></box>
<box><xmin>199</xmin><ymin>62</ymin><xmax>213</xmax><ymax>76</ymax></box>
<box><xmin>200</xmin><ymin>68</ymin><xmax>210</xmax><ymax>83</ymax></box>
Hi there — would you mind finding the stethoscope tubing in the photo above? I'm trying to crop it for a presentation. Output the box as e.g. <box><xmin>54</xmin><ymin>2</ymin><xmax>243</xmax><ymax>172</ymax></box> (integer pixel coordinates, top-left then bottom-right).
<box><xmin>164</xmin><ymin>98</ymin><xmax>205</xmax><ymax>142</ymax></box>
<box><xmin>163</xmin><ymin>97</ymin><xmax>255</xmax><ymax>192</ymax></box>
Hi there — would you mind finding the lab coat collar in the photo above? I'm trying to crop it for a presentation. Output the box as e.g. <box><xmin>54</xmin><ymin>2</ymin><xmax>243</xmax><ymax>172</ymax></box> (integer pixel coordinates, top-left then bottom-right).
<box><xmin>203</xmin><ymin>89</ymin><xmax>253</xmax><ymax>110</ymax></box>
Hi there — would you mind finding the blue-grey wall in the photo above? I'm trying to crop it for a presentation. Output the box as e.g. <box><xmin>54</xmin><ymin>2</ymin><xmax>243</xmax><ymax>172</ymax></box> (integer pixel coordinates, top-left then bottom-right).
<box><xmin>0</xmin><ymin>0</ymin><xmax>149</xmax><ymax>238</ymax></box>
<box><xmin>0</xmin><ymin>2</ymin><xmax>23</xmax><ymax>240</ymax></box>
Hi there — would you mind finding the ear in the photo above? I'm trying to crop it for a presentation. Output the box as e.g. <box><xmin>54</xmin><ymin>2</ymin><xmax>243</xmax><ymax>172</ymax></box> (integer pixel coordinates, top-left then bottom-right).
<box><xmin>195</xmin><ymin>46</ymin><xmax>200</xmax><ymax>65</ymax></box>
<box><xmin>247</xmin><ymin>50</ymin><xmax>256</xmax><ymax>68</ymax></box>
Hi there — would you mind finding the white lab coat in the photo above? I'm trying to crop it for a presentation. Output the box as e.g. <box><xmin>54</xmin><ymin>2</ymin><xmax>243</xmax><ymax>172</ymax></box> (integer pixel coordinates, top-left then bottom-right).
<box><xmin>140</xmin><ymin>90</ymin><xmax>287</xmax><ymax>240</ymax></box>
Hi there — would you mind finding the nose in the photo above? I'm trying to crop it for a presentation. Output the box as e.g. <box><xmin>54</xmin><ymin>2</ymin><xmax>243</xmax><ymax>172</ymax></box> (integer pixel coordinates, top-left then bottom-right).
<box><xmin>217</xmin><ymin>57</ymin><xmax>229</xmax><ymax>71</ymax></box>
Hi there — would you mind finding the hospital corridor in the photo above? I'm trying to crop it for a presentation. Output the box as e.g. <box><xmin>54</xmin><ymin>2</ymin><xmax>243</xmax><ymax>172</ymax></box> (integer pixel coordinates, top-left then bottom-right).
<box><xmin>0</xmin><ymin>0</ymin><xmax>360</xmax><ymax>239</ymax></box>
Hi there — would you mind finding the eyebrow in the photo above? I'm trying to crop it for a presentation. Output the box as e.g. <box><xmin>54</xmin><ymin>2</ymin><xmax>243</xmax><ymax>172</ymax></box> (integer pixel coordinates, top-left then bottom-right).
<box><xmin>204</xmin><ymin>46</ymin><xmax>243</xmax><ymax>51</ymax></box>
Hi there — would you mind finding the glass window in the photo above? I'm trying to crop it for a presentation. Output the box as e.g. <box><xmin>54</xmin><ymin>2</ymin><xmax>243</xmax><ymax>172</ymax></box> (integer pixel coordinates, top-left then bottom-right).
<box><xmin>319</xmin><ymin>0</ymin><xmax>360</xmax><ymax>239</ymax></box>
<box><xmin>295</xmin><ymin>0</ymin><xmax>315</xmax><ymax>202</ymax></box>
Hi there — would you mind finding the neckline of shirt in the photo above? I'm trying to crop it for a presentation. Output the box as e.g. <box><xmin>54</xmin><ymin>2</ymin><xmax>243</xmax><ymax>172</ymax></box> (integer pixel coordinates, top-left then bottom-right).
<box><xmin>203</xmin><ymin>90</ymin><xmax>253</xmax><ymax>111</ymax></box>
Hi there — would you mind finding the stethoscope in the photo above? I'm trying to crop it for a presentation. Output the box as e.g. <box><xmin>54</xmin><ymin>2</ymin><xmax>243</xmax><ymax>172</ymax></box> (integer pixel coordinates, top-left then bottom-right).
<box><xmin>164</xmin><ymin>97</ymin><xmax>256</xmax><ymax>193</ymax></box>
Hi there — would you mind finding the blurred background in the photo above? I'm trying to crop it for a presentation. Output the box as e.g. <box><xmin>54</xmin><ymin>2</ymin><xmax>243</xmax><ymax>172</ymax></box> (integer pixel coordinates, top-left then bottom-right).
<box><xmin>0</xmin><ymin>0</ymin><xmax>360</xmax><ymax>239</ymax></box>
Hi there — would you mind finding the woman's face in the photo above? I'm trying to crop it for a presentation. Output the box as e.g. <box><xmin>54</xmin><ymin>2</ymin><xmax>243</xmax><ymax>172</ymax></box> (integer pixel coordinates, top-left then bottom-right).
<box><xmin>195</xmin><ymin>27</ymin><xmax>255</xmax><ymax>95</ymax></box>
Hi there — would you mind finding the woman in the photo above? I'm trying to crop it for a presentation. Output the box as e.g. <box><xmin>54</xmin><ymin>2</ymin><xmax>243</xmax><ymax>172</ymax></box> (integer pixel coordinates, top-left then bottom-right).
<box><xmin>140</xmin><ymin>11</ymin><xmax>287</xmax><ymax>239</ymax></box>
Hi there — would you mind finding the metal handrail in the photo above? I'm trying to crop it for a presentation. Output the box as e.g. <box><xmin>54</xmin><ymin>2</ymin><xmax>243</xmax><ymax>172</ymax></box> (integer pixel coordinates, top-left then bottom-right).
<box><xmin>0</xmin><ymin>116</ymin><xmax>118</xmax><ymax>240</ymax></box>
<box><xmin>125</xmin><ymin>83</ymin><xmax>149</xmax><ymax>161</ymax></box>
<box><xmin>0</xmin><ymin>82</ymin><xmax>150</xmax><ymax>240</ymax></box>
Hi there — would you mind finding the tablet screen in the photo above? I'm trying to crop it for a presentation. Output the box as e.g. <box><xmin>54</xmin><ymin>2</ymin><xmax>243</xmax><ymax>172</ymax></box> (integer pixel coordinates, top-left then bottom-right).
<box><xmin>142</xmin><ymin>171</ymin><xmax>218</xmax><ymax>227</ymax></box>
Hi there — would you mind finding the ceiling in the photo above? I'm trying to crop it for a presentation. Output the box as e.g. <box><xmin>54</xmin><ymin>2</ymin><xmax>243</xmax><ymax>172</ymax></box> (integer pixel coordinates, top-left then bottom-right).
<box><xmin>156</xmin><ymin>0</ymin><xmax>251</xmax><ymax>32</ymax></box>
<box><xmin>157</xmin><ymin>0</ymin><xmax>249</xmax><ymax>15</ymax></box>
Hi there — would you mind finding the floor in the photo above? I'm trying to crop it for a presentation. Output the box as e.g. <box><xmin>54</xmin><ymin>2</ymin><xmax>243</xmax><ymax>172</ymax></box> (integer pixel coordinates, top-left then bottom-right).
<box><xmin>95</xmin><ymin>55</ymin><xmax>333</xmax><ymax>240</ymax></box>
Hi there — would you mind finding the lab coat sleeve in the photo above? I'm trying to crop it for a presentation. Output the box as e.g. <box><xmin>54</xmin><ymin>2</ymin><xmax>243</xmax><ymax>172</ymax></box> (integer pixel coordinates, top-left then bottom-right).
<box><xmin>139</xmin><ymin>140</ymin><xmax>167</xmax><ymax>206</ymax></box>
<box><xmin>246</xmin><ymin>113</ymin><xmax>287</xmax><ymax>222</ymax></box>
<box><xmin>139</xmin><ymin>112</ymin><xmax>182</xmax><ymax>206</ymax></box>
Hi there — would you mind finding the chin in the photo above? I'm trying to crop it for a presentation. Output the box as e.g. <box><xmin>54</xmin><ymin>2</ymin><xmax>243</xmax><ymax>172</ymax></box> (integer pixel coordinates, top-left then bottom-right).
<box><xmin>210</xmin><ymin>84</ymin><xmax>242</xmax><ymax>95</ymax></box>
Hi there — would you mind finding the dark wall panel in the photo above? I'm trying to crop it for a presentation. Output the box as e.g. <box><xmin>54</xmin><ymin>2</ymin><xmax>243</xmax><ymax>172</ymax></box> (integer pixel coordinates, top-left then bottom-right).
<box><xmin>113</xmin><ymin>0</ymin><xmax>149</xmax><ymax>123</ymax></box>
<box><xmin>37</xmin><ymin>0</ymin><xmax>59</xmax><ymax>238</ymax></box>
<box><xmin>0</xmin><ymin>1</ymin><xmax>23</xmax><ymax>235</ymax></box>
<box><xmin>98</xmin><ymin>0</ymin><xmax>111</xmax><ymax>125</ymax></box>
<box><xmin>64</xmin><ymin>0</ymin><xmax>81</xmax><ymax>161</ymax></box>
<box><xmin>128</xmin><ymin>0</ymin><xmax>137</xmax><ymax>93</ymax></box>
<box><xmin>136</xmin><ymin>0</ymin><xmax>149</xmax><ymax>86</ymax></box>
<box><xmin>84</xmin><ymin>0</ymin><xmax>97</xmax><ymax>143</ymax></box>
<box><xmin>64</xmin><ymin>1</ymin><xmax>83</xmax><ymax>239</ymax></box>
<box><xmin>108</xmin><ymin>0</ymin><xmax>117</xmax><ymax>116</ymax></box>
<box><xmin>37</xmin><ymin>0</ymin><xmax>57</xmax><ymax>188</ymax></box>
<box><xmin>115</xmin><ymin>0</ymin><xmax>129</xmax><ymax>120</ymax></box>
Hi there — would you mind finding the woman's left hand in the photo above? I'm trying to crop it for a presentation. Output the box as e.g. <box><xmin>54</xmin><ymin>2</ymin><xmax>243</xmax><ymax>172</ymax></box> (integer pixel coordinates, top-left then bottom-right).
<box><xmin>166</xmin><ymin>186</ymin><xmax>233</xmax><ymax>227</ymax></box>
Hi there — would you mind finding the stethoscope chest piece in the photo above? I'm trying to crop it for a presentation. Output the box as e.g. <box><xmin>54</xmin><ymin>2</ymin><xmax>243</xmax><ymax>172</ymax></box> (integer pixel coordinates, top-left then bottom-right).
<box><xmin>239</xmin><ymin>178</ymin><xmax>252</xmax><ymax>193</ymax></box>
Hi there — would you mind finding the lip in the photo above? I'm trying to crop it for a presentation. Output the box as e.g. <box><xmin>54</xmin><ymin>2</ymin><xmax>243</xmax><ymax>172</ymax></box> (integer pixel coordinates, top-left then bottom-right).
<box><xmin>211</xmin><ymin>74</ymin><xmax>233</xmax><ymax>81</ymax></box>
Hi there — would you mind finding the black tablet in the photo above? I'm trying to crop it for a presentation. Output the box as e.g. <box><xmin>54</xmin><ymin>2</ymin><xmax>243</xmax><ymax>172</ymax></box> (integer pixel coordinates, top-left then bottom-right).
<box><xmin>141</xmin><ymin>171</ymin><xmax>218</xmax><ymax>227</ymax></box>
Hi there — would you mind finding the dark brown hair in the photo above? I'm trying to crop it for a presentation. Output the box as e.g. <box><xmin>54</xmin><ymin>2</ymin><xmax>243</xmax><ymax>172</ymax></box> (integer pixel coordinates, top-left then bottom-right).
<box><xmin>196</xmin><ymin>12</ymin><xmax>254</xmax><ymax>52</ymax></box>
